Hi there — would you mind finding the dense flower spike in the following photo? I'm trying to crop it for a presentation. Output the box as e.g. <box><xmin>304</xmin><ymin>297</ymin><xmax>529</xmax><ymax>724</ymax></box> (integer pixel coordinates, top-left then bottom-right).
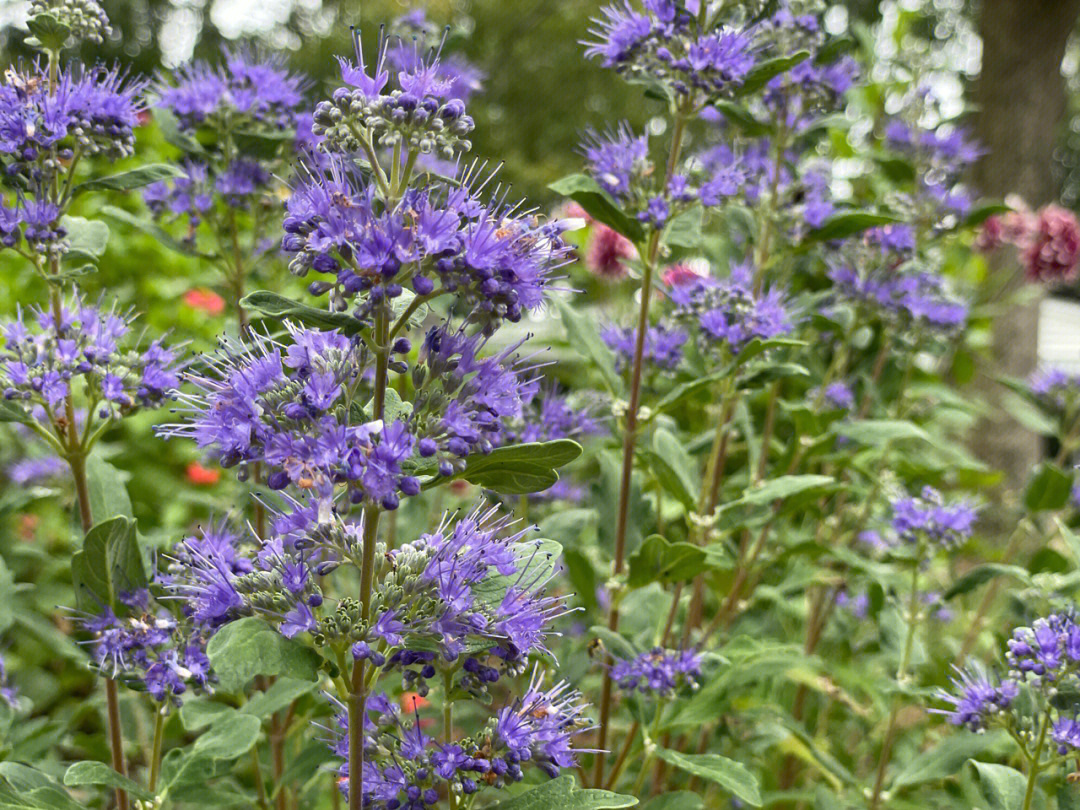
<box><xmin>312</xmin><ymin>27</ymin><xmax>476</xmax><ymax>159</ymax></box>
<box><xmin>933</xmin><ymin>666</ymin><xmax>1018</xmax><ymax>731</ymax></box>
<box><xmin>889</xmin><ymin>486</ymin><xmax>977</xmax><ymax>548</ymax></box>
<box><xmin>73</xmin><ymin>591</ymin><xmax>213</xmax><ymax>704</ymax></box>
<box><xmin>610</xmin><ymin>647</ymin><xmax>703</xmax><ymax>696</ymax></box>
<box><xmin>0</xmin><ymin>295</ymin><xmax>179</xmax><ymax>418</ymax></box>
<box><xmin>1029</xmin><ymin>367</ymin><xmax>1080</xmax><ymax>415</ymax></box>
<box><xmin>602</xmin><ymin>322</ymin><xmax>687</xmax><ymax>371</ymax></box>
<box><xmin>331</xmin><ymin>668</ymin><xmax>591</xmax><ymax>806</ymax></box>
<box><xmin>158</xmin><ymin>324</ymin><xmax>418</xmax><ymax>509</ymax></box>
<box><xmin>155</xmin><ymin>47</ymin><xmax>306</xmax><ymax>131</ymax></box>
<box><xmin>669</xmin><ymin>264</ymin><xmax>791</xmax><ymax>356</ymax></box>
<box><xmin>586</xmin><ymin>223</ymin><xmax>636</xmax><ymax>279</ymax></box>
<box><xmin>282</xmin><ymin>158</ymin><xmax>571</xmax><ymax>331</ymax></box>
<box><xmin>387</xmin><ymin>11</ymin><xmax>485</xmax><ymax>103</ymax></box>
<box><xmin>1020</xmin><ymin>204</ymin><xmax>1080</xmax><ymax>283</ymax></box>
<box><xmin>828</xmin><ymin>264</ymin><xmax>969</xmax><ymax>334</ymax></box>
<box><xmin>584</xmin><ymin>0</ymin><xmax>754</xmax><ymax>105</ymax></box>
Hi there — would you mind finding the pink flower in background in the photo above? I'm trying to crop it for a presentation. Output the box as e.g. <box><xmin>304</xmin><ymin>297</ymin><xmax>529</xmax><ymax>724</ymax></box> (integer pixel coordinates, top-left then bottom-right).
<box><xmin>1020</xmin><ymin>203</ymin><xmax>1080</xmax><ymax>283</ymax></box>
<box><xmin>586</xmin><ymin>223</ymin><xmax>636</xmax><ymax>279</ymax></box>
<box><xmin>661</xmin><ymin>262</ymin><xmax>706</xmax><ymax>288</ymax></box>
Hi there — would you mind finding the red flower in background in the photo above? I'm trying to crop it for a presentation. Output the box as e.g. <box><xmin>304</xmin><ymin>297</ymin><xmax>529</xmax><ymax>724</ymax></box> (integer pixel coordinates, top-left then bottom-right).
<box><xmin>185</xmin><ymin>462</ymin><xmax>221</xmax><ymax>486</ymax></box>
<box><xmin>1020</xmin><ymin>204</ymin><xmax>1080</xmax><ymax>283</ymax></box>
<box><xmin>183</xmin><ymin>287</ymin><xmax>226</xmax><ymax>316</ymax></box>
<box><xmin>586</xmin><ymin>224</ymin><xmax>636</xmax><ymax>279</ymax></box>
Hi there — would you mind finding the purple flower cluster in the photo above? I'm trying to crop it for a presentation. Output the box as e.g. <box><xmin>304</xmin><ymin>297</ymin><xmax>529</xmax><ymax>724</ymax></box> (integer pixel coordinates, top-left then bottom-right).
<box><xmin>0</xmin><ymin>62</ymin><xmax>144</xmax><ymax>170</ymax></box>
<box><xmin>160</xmin><ymin>325</ymin><xmax>419</xmax><ymax>510</ymax></box>
<box><xmin>411</xmin><ymin>328</ymin><xmax>539</xmax><ymax>476</ymax></box>
<box><xmin>669</xmin><ymin>265</ymin><xmax>791</xmax><ymax>356</ymax></box>
<box><xmin>508</xmin><ymin>389</ymin><xmax>604</xmax><ymax>445</ymax></box>
<box><xmin>0</xmin><ymin>295</ymin><xmax>179</xmax><ymax>419</ymax></box>
<box><xmin>602</xmin><ymin>322</ymin><xmax>687</xmax><ymax>372</ymax></box>
<box><xmin>883</xmin><ymin>118</ymin><xmax>980</xmax><ymax>220</ymax></box>
<box><xmin>311</xmin><ymin>29</ymin><xmax>476</xmax><ymax>160</ymax></box>
<box><xmin>817</xmin><ymin>381</ymin><xmax>855</xmax><ymax>411</ymax></box>
<box><xmin>6</xmin><ymin>454</ymin><xmax>66</xmax><ymax>485</ymax></box>
<box><xmin>828</xmin><ymin>265</ymin><xmax>969</xmax><ymax>334</ymax></box>
<box><xmin>332</xmin><ymin>669</ymin><xmax>590</xmax><ymax>806</ymax></box>
<box><xmin>1006</xmin><ymin>613</ymin><xmax>1080</xmax><ymax>683</ymax></box>
<box><xmin>143</xmin><ymin>158</ymin><xmax>273</xmax><ymax>239</ymax></box>
<box><xmin>585</xmin><ymin>1</ymin><xmax>755</xmax><ymax>103</ymax></box>
<box><xmin>387</xmin><ymin>505</ymin><xmax>570</xmax><ymax>663</ymax></box>
<box><xmin>283</xmin><ymin>158</ymin><xmax>571</xmax><ymax>331</ymax></box>
<box><xmin>1029</xmin><ymin>368</ymin><xmax>1080</xmax><ymax>414</ymax></box>
<box><xmin>889</xmin><ymin>486</ymin><xmax>977</xmax><ymax>548</ymax></box>
<box><xmin>757</xmin><ymin>8</ymin><xmax>858</xmax><ymax>130</ymax></box>
<box><xmin>387</xmin><ymin>11</ymin><xmax>485</xmax><ymax>104</ymax></box>
<box><xmin>156</xmin><ymin>47</ymin><xmax>306</xmax><ymax>132</ymax></box>
<box><xmin>580</xmin><ymin>125</ymin><xmax>748</xmax><ymax>226</ymax></box>
<box><xmin>610</xmin><ymin>647</ymin><xmax>703</xmax><ymax>696</ymax></box>
<box><xmin>76</xmin><ymin>590</ymin><xmax>212</xmax><ymax>704</ymax></box>
<box><xmin>933</xmin><ymin>666</ymin><xmax>1018</xmax><ymax>732</ymax></box>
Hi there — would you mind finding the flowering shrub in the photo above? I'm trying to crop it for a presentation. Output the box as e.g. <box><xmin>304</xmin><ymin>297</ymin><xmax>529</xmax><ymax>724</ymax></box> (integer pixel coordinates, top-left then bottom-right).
<box><xmin>0</xmin><ymin>3</ymin><xmax>1078</xmax><ymax>810</ymax></box>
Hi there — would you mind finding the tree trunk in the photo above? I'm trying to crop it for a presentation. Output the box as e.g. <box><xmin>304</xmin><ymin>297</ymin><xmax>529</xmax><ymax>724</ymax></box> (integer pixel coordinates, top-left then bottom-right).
<box><xmin>972</xmin><ymin>0</ymin><xmax>1080</xmax><ymax>493</ymax></box>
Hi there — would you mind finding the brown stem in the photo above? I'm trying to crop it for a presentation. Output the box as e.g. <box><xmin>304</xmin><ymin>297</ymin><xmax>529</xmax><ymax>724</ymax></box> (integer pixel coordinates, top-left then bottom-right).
<box><xmin>602</xmin><ymin>721</ymin><xmax>639</xmax><ymax>791</ymax></box>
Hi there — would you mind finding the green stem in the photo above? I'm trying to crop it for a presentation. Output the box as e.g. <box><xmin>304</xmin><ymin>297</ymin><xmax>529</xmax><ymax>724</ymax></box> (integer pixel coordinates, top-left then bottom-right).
<box><xmin>868</xmin><ymin>560</ymin><xmax>921</xmax><ymax>809</ymax></box>
<box><xmin>148</xmin><ymin>706</ymin><xmax>166</xmax><ymax>793</ymax></box>
<box><xmin>594</xmin><ymin>108</ymin><xmax>690</xmax><ymax>786</ymax></box>
<box><xmin>1022</xmin><ymin>709</ymin><xmax>1051</xmax><ymax>810</ymax></box>
<box><xmin>252</xmin><ymin>747</ymin><xmax>270</xmax><ymax>810</ymax></box>
<box><xmin>443</xmin><ymin>670</ymin><xmax>458</xmax><ymax>810</ymax></box>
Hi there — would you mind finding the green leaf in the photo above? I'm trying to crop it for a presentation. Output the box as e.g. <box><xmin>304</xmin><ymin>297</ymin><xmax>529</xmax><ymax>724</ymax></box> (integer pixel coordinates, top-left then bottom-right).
<box><xmin>63</xmin><ymin>762</ymin><xmax>153</xmax><ymax>802</ymax></box>
<box><xmin>179</xmin><ymin>699</ymin><xmax>233</xmax><ymax>731</ymax></box>
<box><xmin>235</xmin><ymin>129</ymin><xmax>295</xmax><ymax>160</ymax></box>
<box><xmin>554</xmin><ymin>298</ymin><xmax>622</xmax><ymax>395</ymax></box>
<box><xmin>25</xmin><ymin>13</ymin><xmax>70</xmax><ymax>50</ymax></box>
<box><xmin>74</xmin><ymin>164</ymin><xmax>185</xmax><ymax>196</ymax></box>
<box><xmin>640</xmin><ymin>792</ymin><xmax>702</xmax><ymax>810</ymax></box>
<box><xmin>1057</xmin><ymin>519</ymin><xmax>1080</xmax><ymax>567</ymax></box>
<box><xmin>710</xmin><ymin>102</ymin><xmax>771</xmax><ymax>137</ymax></box>
<box><xmin>890</xmin><ymin>730</ymin><xmax>1009</xmax><ymax>790</ymax></box>
<box><xmin>424</xmin><ymin>439</ymin><xmax>582</xmax><ymax>495</ymax></box>
<box><xmin>154</xmin><ymin>108</ymin><xmax>205</xmax><ymax>154</ymax></box>
<box><xmin>963</xmin><ymin>203</ymin><xmax>1011</xmax><ymax>229</ymax></box>
<box><xmin>653</xmin><ymin>749</ymin><xmax>762</xmax><ymax>807</ymax></box>
<box><xmin>804</xmin><ymin>212</ymin><xmax>900</xmax><ymax>243</ymax></box>
<box><xmin>206</xmin><ymin>617</ymin><xmax>322</xmax><ymax>693</ymax></box>
<box><xmin>487</xmin><ymin>776</ymin><xmax>637</xmax><ymax>810</ymax></box>
<box><xmin>101</xmin><ymin>205</ymin><xmax>215</xmax><ymax>260</ymax></box>
<box><xmin>942</xmin><ymin>564</ymin><xmax>1031</xmax><ymax>600</ymax></box>
<box><xmin>192</xmin><ymin>714</ymin><xmax>262</xmax><ymax>760</ymax></box>
<box><xmin>736</xmin><ymin>51</ymin><xmax>811</xmax><ymax>96</ymax></box>
<box><xmin>725</xmin><ymin>475</ymin><xmax>835</xmax><ymax>510</ymax></box>
<box><xmin>0</xmin><ymin>401</ymin><xmax>32</xmax><ymax>425</ymax></box>
<box><xmin>648</xmin><ymin>428</ymin><xmax>699</xmax><ymax>509</ymax></box>
<box><xmin>242</xmin><ymin>677</ymin><xmax>318</xmax><ymax>718</ymax></box>
<box><xmin>873</xmin><ymin>155</ymin><xmax>917</xmax><ymax>184</ymax></box>
<box><xmin>1025</xmin><ymin>462</ymin><xmax>1073</xmax><ymax>512</ymax></box>
<box><xmin>548</xmin><ymin>174</ymin><xmax>645</xmax><ymax>243</ymax></box>
<box><xmin>969</xmin><ymin>761</ymin><xmax>1029</xmax><ymax>810</ymax></box>
<box><xmin>71</xmin><ymin>516</ymin><xmax>146</xmax><ymax>611</ymax></box>
<box><xmin>627</xmin><ymin>534</ymin><xmax>707</xmax><ymax>588</ymax></box>
<box><xmin>665</xmin><ymin>206</ymin><xmax>704</xmax><ymax>249</ymax></box>
<box><xmin>835</xmin><ymin>419</ymin><xmax>929</xmax><ymax>446</ymax></box>
<box><xmin>85</xmin><ymin>454</ymin><xmax>133</xmax><ymax>521</ymax></box>
<box><xmin>241</xmin><ymin>290</ymin><xmax>366</xmax><ymax>336</ymax></box>
<box><xmin>60</xmin><ymin>216</ymin><xmax>109</xmax><ymax>262</ymax></box>
<box><xmin>588</xmin><ymin>624</ymin><xmax>639</xmax><ymax>660</ymax></box>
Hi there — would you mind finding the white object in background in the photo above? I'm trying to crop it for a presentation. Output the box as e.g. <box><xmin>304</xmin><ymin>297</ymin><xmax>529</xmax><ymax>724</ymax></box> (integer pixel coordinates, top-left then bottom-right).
<box><xmin>1038</xmin><ymin>296</ymin><xmax>1080</xmax><ymax>373</ymax></box>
